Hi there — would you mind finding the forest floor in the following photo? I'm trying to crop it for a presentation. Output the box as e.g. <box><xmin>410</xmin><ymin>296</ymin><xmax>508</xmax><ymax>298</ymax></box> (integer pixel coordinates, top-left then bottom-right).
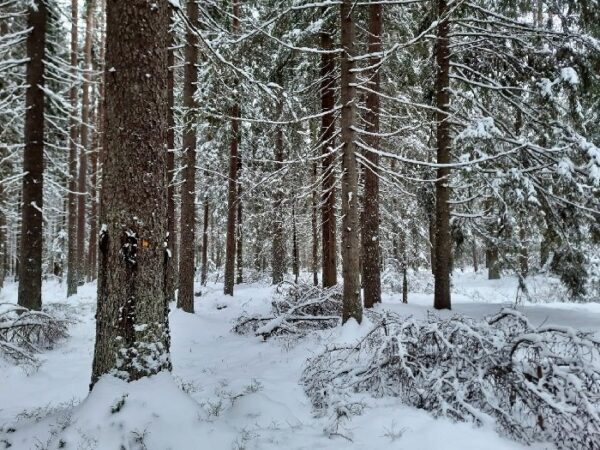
<box><xmin>1</xmin><ymin>270</ymin><xmax>599</xmax><ymax>450</ymax></box>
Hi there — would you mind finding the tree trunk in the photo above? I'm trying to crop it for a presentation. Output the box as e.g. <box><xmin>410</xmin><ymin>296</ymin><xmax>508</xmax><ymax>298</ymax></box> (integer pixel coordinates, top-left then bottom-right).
<box><xmin>320</xmin><ymin>16</ymin><xmax>337</xmax><ymax>288</ymax></box>
<box><xmin>311</xmin><ymin>160</ymin><xmax>319</xmax><ymax>286</ymax></box>
<box><xmin>472</xmin><ymin>240</ymin><xmax>478</xmax><ymax>272</ymax></box>
<box><xmin>87</xmin><ymin>5</ymin><xmax>104</xmax><ymax>282</ymax></box>
<box><xmin>0</xmin><ymin>187</ymin><xmax>6</xmax><ymax>289</ymax></box>
<box><xmin>200</xmin><ymin>196</ymin><xmax>209</xmax><ymax>285</ymax></box>
<box><xmin>488</xmin><ymin>245</ymin><xmax>501</xmax><ymax>279</ymax></box>
<box><xmin>87</xmin><ymin>98</ymin><xmax>98</xmax><ymax>281</ymax></box>
<box><xmin>91</xmin><ymin>0</ymin><xmax>171</xmax><ymax>386</ymax></box>
<box><xmin>177</xmin><ymin>0</ymin><xmax>199</xmax><ymax>313</ymax></box>
<box><xmin>224</xmin><ymin>102</ymin><xmax>239</xmax><ymax>295</ymax></box>
<box><xmin>362</xmin><ymin>2</ymin><xmax>382</xmax><ymax>309</ymax></box>
<box><xmin>18</xmin><ymin>0</ymin><xmax>46</xmax><ymax>311</ymax></box>
<box><xmin>164</xmin><ymin>4</ymin><xmax>177</xmax><ymax>304</ymax></box>
<box><xmin>224</xmin><ymin>0</ymin><xmax>240</xmax><ymax>296</ymax></box>
<box><xmin>340</xmin><ymin>0</ymin><xmax>362</xmax><ymax>324</ymax></box>
<box><xmin>272</xmin><ymin>88</ymin><xmax>285</xmax><ymax>285</ymax></box>
<box><xmin>236</xmin><ymin>167</ymin><xmax>243</xmax><ymax>284</ymax></box>
<box><xmin>433</xmin><ymin>0</ymin><xmax>452</xmax><ymax>310</ymax></box>
<box><xmin>77</xmin><ymin>0</ymin><xmax>95</xmax><ymax>285</ymax></box>
<box><xmin>519</xmin><ymin>224</ymin><xmax>529</xmax><ymax>278</ymax></box>
<box><xmin>67</xmin><ymin>0</ymin><xmax>79</xmax><ymax>297</ymax></box>
<box><xmin>292</xmin><ymin>203</ymin><xmax>299</xmax><ymax>284</ymax></box>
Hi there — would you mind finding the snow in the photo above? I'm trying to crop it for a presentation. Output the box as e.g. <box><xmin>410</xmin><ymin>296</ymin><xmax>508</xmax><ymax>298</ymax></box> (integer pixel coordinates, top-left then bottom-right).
<box><xmin>1</xmin><ymin>272</ymin><xmax>598</xmax><ymax>449</ymax></box>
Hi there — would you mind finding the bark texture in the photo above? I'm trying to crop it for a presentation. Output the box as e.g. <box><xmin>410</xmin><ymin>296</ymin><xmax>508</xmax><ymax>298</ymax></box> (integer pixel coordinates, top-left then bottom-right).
<box><xmin>272</xmin><ymin>90</ymin><xmax>285</xmax><ymax>285</ymax></box>
<box><xmin>340</xmin><ymin>0</ymin><xmax>362</xmax><ymax>324</ymax></box>
<box><xmin>224</xmin><ymin>0</ymin><xmax>240</xmax><ymax>296</ymax></box>
<box><xmin>178</xmin><ymin>0</ymin><xmax>199</xmax><ymax>313</ymax></box>
<box><xmin>433</xmin><ymin>0</ymin><xmax>452</xmax><ymax>310</ymax></box>
<box><xmin>77</xmin><ymin>0</ymin><xmax>95</xmax><ymax>284</ymax></box>
<box><xmin>320</xmin><ymin>18</ymin><xmax>337</xmax><ymax>288</ymax></box>
<box><xmin>361</xmin><ymin>2</ymin><xmax>382</xmax><ymax>309</ymax></box>
<box><xmin>311</xmin><ymin>159</ymin><xmax>319</xmax><ymax>286</ymax></box>
<box><xmin>200</xmin><ymin>196</ymin><xmax>209</xmax><ymax>285</ymax></box>
<box><xmin>18</xmin><ymin>0</ymin><xmax>46</xmax><ymax>311</ymax></box>
<box><xmin>67</xmin><ymin>0</ymin><xmax>79</xmax><ymax>297</ymax></box>
<box><xmin>164</xmin><ymin>7</ymin><xmax>176</xmax><ymax>303</ymax></box>
<box><xmin>91</xmin><ymin>0</ymin><xmax>171</xmax><ymax>386</ymax></box>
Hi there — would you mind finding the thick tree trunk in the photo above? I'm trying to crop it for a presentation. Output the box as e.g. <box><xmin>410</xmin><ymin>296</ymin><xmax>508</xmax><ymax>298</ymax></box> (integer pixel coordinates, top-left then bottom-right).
<box><xmin>200</xmin><ymin>196</ymin><xmax>209</xmax><ymax>285</ymax></box>
<box><xmin>433</xmin><ymin>0</ymin><xmax>452</xmax><ymax>310</ymax></box>
<box><xmin>340</xmin><ymin>0</ymin><xmax>362</xmax><ymax>324</ymax></box>
<box><xmin>164</xmin><ymin>5</ymin><xmax>177</xmax><ymax>304</ymax></box>
<box><xmin>224</xmin><ymin>0</ymin><xmax>240</xmax><ymax>296</ymax></box>
<box><xmin>91</xmin><ymin>0</ymin><xmax>171</xmax><ymax>386</ymax></box>
<box><xmin>362</xmin><ymin>2</ymin><xmax>382</xmax><ymax>309</ymax></box>
<box><xmin>77</xmin><ymin>0</ymin><xmax>95</xmax><ymax>285</ymax></box>
<box><xmin>67</xmin><ymin>0</ymin><xmax>79</xmax><ymax>297</ymax></box>
<box><xmin>177</xmin><ymin>0</ymin><xmax>199</xmax><ymax>313</ymax></box>
<box><xmin>320</xmin><ymin>17</ymin><xmax>337</xmax><ymax>288</ymax></box>
<box><xmin>18</xmin><ymin>0</ymin><xmax>46</xmax><ymax>311</ymax></box>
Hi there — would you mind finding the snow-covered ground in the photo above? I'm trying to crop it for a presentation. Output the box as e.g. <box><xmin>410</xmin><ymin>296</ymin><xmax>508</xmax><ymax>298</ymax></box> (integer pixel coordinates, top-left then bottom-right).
<box><xmin>1</xmin><ymin>271</ymin><xmax>598</xmax><ymax>450</ymax></box>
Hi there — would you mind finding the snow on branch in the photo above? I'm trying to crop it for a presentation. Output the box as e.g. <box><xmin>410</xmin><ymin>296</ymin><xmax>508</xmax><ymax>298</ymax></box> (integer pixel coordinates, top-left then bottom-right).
<box><xmin>233</xmin><ymin>282</ymin><xmax>341</xmax><ymax>339</ymax></box>
<box><xmin>0</xmin><ymin>303</ymin><xmax>70</xmax><ymax>369</ymax></box>
<box><xmin>302</xmin><ymin>309</ymin><xmax>600</xmax><ymax>449</ymax></box>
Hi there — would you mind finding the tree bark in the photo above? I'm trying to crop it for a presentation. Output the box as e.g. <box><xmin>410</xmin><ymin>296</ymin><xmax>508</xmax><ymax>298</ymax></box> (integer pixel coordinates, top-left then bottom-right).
<box><xmin>91</xmin><ymin>0</ymin><xmax>171</xmax><ymax>386</ymax></box>
<box><xmin>272</xmin><ymin>88</ymin><xmax>285</xmax><ymax>285</ymax></box>
<box><xmin>87</xmin><ymin>4</ymin><xmax>105</xmax><ymax>282</ymax></box>
<box><xmin>224</xmin><ymin>0</ymin><xmax>240</xmax><ymax>296</ymax></box>
<box><xmin>488</xmin><ymin>245</ymin><xmax>501</xmax><ymax>279</ymax></box>
<box><xmin>340</xmin><ymin>0</ymin><xmax>362</xmax><ymax>324</ymax></box>
<box><xmin>67</xmin><ymin>0</ymin><xmax>79</xmax><ymax>297</ymax></box>
<box><xmin>362</xmin><ymin>1</ymin><xmax>382</xmax><ymax>309</ymax></box>
<box><xmin>472</xmin><ymin>240</ymin><xmax>478</xmax><ymax>272</ymax></box>
<box><xmin>200</xmin><ymin>196</ymin><xmax>209</xmax><ymax>285</ymax></box>
<box><xmin>311</xmin><ymin>159</ymin><xmax>319</xmax><ymax>286</ymax></box>
<box><xmin>236</xmin><ymin>165</ymin><xmax>243</xmax><ymax>284</ymax></box>
<box><xmin>77</xmin><ymin>0</ymin><xmax>95</xmax><ymax>285</ymax></box>
<box><xmin>433</xmin><ymin>0</ymin><xmax>452</xmax><ymax>310</ymax></box>
<box><xmin>18</xmin><ymin>0</ymin><xmax>46</xmax><ymax>311</ymax></box>
<box><xmin>292</xmin><ymin>203</ymin><xmax>299</xmax><ymax>284</ymax></box>
<box><xmin>320</xmin><ymin>15</ymin><xmax>337</xmax><ymax>288</ymax></box>
<box><xmin>177</xmin><ymin>0</ymin><xmax>199</xmax><ymax>313</ymax></box>
<box><xmin>164</xmin><ymin>4</ymin><xmax>177</xmax><ymax>304</ymax></box>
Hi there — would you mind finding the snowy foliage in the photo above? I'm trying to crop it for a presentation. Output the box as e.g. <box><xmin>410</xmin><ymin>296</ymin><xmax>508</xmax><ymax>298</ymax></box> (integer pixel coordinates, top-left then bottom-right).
<box><xmin>302</xmin><ymin>309</ymin><xmax>600</xmax><ymax>449</ymax></box>
<box><xmin>233</xmin><ymin>282</ymin><xmax>341</xmax><ymax>339</ymax></box>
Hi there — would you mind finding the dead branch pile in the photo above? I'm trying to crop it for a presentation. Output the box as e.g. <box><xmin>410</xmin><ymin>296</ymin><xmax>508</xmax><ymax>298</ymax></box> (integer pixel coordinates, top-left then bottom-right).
<box><xmin>233</xmin><ymin>282</ymin><xmax>341</xmax><ymax>339</ymax></box>
<box><xmin>0</xmin><ymin>303</ymin><xmax>70</xmax><ymax>368</ymax></box>
<box><xmin>302</xmin><ymin>309</ymin><xmax>600</xmax><ymax>449</ymax></box>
